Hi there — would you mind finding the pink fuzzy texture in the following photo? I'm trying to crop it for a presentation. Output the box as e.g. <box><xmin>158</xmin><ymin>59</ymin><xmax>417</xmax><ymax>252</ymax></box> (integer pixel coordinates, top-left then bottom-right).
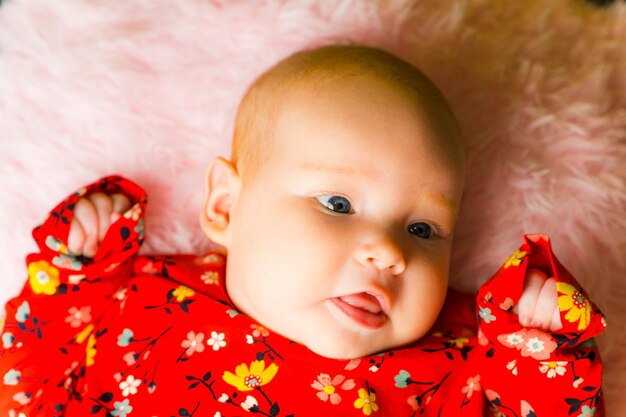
<box><xmin>0</xmin><ymin>0</ymin><xmax>624</xmax><ymax>413</ymax></box>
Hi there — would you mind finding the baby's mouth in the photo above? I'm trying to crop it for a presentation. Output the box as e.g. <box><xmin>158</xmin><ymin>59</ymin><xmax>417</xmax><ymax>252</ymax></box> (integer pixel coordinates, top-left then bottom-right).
<box><xmin>330</xmin><ymin>292</ymin><xmax>388</xmax><ymax>330</ymax></box>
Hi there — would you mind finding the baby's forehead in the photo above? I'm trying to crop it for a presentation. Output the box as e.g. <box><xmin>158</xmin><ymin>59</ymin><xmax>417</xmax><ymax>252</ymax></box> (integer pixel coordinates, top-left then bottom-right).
<box><xmin>270</xmin><ymin>62</ymin><xmax>430</xmax><ymax>103</ymax></box>
<box><xmin>280</xmin><ymin>73</ymin><xmax>459</xmax><ymax>142</ymax></box>
<box><xmin>232</xmin><ymin>46</ymin><xmax>464</xmax><ymax>180</ymax></box>
<box><xmin>271</xmin><ymin>57</ymin><xmax>455</xmax><ymax>125</ymax></box>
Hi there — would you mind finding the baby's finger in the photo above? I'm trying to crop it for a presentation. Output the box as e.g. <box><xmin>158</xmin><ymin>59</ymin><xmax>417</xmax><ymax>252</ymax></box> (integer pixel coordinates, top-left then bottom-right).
<box><xmin>549</xmin><ymin>303</ymin><xmax>563</xmax><ymax>332</ymax></box>
<box><xmin>67</xmin><ymin>217</ymin><xmax>87</xmax><ymax>255</ymax></box>
<box><xmin>110</xmin><ymin>193</ymin><xmax>132</xmax><ymax>221</ymax></box>
<box><xmin>530</xmin><ymin>277</ymin><xmax>557</xmax><ymax>330</ymax></box>
<box><xmin>73</xmin><ymin>198</ymin><xmax>99</xmax><ymax>258</ymax></box>
<box><xmin>88</xmin><ymin>192</ymin><xmax>113</xmax><ymax>243</ymax></box>
<box><xmin>517</xmin><ymin>269</ymin><xmax>548</xmax><ymax>327</ymax></box>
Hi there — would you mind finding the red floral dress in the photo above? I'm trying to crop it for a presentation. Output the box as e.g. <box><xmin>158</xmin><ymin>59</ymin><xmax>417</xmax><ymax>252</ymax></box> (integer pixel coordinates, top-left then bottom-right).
<box><xmin>0</xmin><ymin>176</ymin><xmax>606</xmax><ymax>417</ymax></box>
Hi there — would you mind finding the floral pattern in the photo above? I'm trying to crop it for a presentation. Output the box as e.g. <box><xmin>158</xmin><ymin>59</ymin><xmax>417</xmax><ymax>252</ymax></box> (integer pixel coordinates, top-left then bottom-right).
<box><xmin>557</xmin><ymin>282</ymin><xmax>593</xmax><ymax>331</ymax></box>
<box><xmin>311</xmin><ymin>373</ymin><xmax>355</xmax><ymax>404</ymax></box>
<box><xmin>460</xmin><ymin>375</ymin><xmax>481</xmax><ymax>409</ymax></box>
<box><xmin>111</xmin><ymin>398</ymin><xmax>133</xmax><ymax>417</ymax></box>
<box><xmin>503</xmin><ymin>249</ymin><xmax>526</xmax><ymax>269</ymax></box>
<box><xmin>479</xmin><ymin>307</ymin><xmax>496</xmax><ymax>323</ymax></box>
<box><xmin>222</xmin><ymin>360</ymin><xmax>278</xmax><ymax>391</ymax></box>
<box><xmin>178</xmin><ymin>331</ymin><xmax>205</xmax><ymax>362</ymax></box>
<box><xmin>86</xmin><ymin>333</ymin><xmax>97</xmax><ymax>366</ymax></box>
<box><xmin>3</xmin><ymin>369</ymin><xmax>20</xmax><ymax>386</ymax></box>
<box><xmin>0</xmin><ymin>177</ymin><xmax>607</xmax><ymax>416</ymax></box>
<box><xmin>462</xmin><ymin>375</ymin><xmax>481</xmax><ymax>399</ymax></box>
<box><xmin>207</xmin><ymin>331</ymin><xmax>226</xmax><ymax>351</ymax></box>
<box><xmin>577</xmin><ymin>405</ymin><xmax>596</xmax><ymax>417</ymax></box>
<box><xmin>65</xmin><ymin>306</ymin><xmax>92</xmax><ymax>328</ymax></box>
<box><xmin>119</xmin><ymin>375</ymin><xmax>141</xmax><ymax>396</ymax></box>
<box><xmin>172</xmin><ymin>285</ymin><xmax>195</xmax><ymax>302</ymax></box>
<box><xmin>250</xmin><ymin>323</ymin><xmax>270</xmax><ymax>338</ymax></box>
<box><xmin>539</xmin><ymin>361</ymin><xmax>567</xmax><ymax>378</ymax></box>
<box><xmin>354</xmin><ymin>387</ymin><xmax>379</xmax><ymax>415</ymax></box>
<box><xmin>497</xmin><ymin>327</ymin><xmax>558</xmax><ymax>360</ymax></box>
<box><xmin>201</xmin><ymin>271</ymin><xmax>220</xmax><ymax>285</ymax></box>
<box><xmin>27</xmin><ymin>260</ymin><xmax>60</xmax><ymax>295</ymax></box>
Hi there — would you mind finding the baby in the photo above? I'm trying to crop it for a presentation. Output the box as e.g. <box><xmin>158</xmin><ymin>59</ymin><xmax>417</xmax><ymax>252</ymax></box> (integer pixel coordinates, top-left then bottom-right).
<box><xmin>0</xmin><ymin>45</ymin><xmax>605</xmax><ymax>416</ymax></box>
<box><xmin>66</xmin><ymin>45</ymin><xmax>560</xmax><ymax>359</ymax></box>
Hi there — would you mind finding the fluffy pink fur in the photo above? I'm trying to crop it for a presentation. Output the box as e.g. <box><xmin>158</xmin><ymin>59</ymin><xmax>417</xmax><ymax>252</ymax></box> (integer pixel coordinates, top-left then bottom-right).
<box><xmin>0</xmin><ymin>0</ymin><xmax>624</xmax><ymax>412</ymax></box>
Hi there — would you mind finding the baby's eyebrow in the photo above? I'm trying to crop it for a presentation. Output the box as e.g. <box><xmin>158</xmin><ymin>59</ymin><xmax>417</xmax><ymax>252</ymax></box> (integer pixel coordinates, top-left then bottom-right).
<box><xmin>423</xmin><ymin>192</ymin><xmax>457</xmax><ymax>213</ymax></box>
<box><xmin>299</xmin><ymin>163</ymin><xmax>360</xmax><ymax>176</ymax></box>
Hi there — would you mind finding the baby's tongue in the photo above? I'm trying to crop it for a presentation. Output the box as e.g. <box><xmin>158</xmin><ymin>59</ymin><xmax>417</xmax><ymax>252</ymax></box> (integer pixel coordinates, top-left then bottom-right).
<box><xmin>339</xmin><ymin>293</ymin><xmax>382</xmax><ymax>314</ymax></box>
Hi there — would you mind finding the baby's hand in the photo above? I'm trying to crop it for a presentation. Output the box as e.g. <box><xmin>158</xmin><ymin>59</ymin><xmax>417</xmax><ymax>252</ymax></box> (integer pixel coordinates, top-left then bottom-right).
<box><xmin>516</xmin><ymin>269</ymin><xmax>563</xmax><ymax>331</ymax></box>
<box><xmin>68</xmin><ymin>192</ymin><xmax>131</xmax><ymax>258</ymax></box>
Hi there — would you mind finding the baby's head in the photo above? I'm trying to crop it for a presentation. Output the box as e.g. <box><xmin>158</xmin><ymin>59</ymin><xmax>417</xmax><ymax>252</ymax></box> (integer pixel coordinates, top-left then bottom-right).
<box><xmin>201</xmin><ymin>45</ymin><xmax>465</xmax><ymax>359</ymax></box>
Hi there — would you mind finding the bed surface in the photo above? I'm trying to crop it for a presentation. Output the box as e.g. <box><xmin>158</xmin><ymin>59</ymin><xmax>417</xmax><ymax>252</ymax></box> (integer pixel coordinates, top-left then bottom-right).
<box><xmin>0</xmin><ymin>0</ymin><xmax>624</xmax><ymax>413</ymax></box>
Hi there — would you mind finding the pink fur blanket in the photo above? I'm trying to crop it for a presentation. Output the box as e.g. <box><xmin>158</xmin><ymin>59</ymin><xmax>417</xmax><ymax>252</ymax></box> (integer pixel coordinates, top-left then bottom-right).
<box><xmin>1</xmin><ymin>0</ymin><xmax>624</xmax><ymax>413</ymax></box>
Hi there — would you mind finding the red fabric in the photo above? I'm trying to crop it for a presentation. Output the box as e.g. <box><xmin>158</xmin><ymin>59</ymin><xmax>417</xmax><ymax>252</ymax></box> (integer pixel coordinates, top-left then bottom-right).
<box><xmin>0</xmin><ymin>176</ymin><xmax>606</xmax><ymax>417</ymax></box>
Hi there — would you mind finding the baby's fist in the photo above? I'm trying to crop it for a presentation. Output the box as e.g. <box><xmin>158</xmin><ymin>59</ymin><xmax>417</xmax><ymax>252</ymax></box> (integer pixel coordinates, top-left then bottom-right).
<box><xmin>516</xmin><ymin>269</ymin><xmax>563</xmax><ymax>331</ymax></box>
<box><xmin>68</xmin><ymin>192</ymin><xmax>131</xmax><ymax>258</ymax></box>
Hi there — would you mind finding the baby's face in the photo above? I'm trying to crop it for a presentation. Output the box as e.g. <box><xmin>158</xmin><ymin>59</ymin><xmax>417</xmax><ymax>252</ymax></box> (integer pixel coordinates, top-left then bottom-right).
<box><xmin>221</xmin><ymin>77</ymin><xmax>464</xmax><ymax>359</ymax></box>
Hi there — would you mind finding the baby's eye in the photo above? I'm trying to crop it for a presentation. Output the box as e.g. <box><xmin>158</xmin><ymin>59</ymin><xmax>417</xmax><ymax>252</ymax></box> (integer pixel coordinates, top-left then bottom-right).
<box><xmin>316</xmin><ymin>195</ymin><xmax>352</xmax><ymax>214</ymax></box>
<box><xmin>408</xmin><ymin>222</ymin><xmax>434</xmax><ymax>239</ymax></box>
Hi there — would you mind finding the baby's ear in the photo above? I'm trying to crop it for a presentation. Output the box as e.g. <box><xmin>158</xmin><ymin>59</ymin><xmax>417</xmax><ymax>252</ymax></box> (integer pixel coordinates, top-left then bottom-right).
<box><xmin>200</xmin><ymin>157</ymin><xmax>242</xmax><ymax>247</ymax></box>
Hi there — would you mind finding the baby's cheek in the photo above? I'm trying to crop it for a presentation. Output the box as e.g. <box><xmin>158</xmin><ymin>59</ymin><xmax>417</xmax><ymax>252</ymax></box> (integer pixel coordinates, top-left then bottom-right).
<box><xmin>399</xmin><ymin>279</ymin><xmax>446</xmax><ymax>341</ymax></box>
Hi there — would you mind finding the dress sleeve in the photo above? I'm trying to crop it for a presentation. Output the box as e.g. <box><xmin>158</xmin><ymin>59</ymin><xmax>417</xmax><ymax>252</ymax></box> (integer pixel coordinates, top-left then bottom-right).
<box><xmin>475</xmin><ymin>234</ymin><xmax>606</xmax><ymax>417</ymax></box>
<box><xmin>0</xmin><ymin>175</ymin><xmax>147</xmax><ymax>415</ymax></box>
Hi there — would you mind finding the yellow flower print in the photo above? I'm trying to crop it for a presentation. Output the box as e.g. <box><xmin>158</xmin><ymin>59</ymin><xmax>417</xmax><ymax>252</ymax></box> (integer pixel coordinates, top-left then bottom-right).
<box><xmin>27</xmin><ymin>260</ymin><xmax>60</xmax><ymax>295</ymax></box>
<box><xmin>75</xmin><ymin>323</ymin><xmax>95</xmax><ymax>344</ymax></box>
<box><xmin>557</xmin><ymin>282</ymin><xmax>592</xmax><ymax>331</ymax></box>
<box><xmin>201</xmin><ymin>271</ymin><xmax>219</xmax><ymax>285</ymax></box>
<box><xmin>354</xmin><ymin>388</ymin><xmax>379</xmax><ymax>415</ymax></box>
<box><xmin>172</xmin><ymin>285</ymin><xmax>195</xmax><ymax>302</ymax></box>
<box><xmin>86</xmin><ymin>333</ymin><xmax>97</xmax><ymax>367</ymax></box>
<box><xmin>448</xmin><ymin>337</ymin><xmax>469</xmax><ymax>348</ymax></box>
<box><xmin>503</xmin><ymin>250</ymin><xmax>526</xmax><ymax>269</ymax></box>
<box><xmin>223</xmin><ymin>360</ymin><xmax>278</xmax><ymax>391</ymax></box>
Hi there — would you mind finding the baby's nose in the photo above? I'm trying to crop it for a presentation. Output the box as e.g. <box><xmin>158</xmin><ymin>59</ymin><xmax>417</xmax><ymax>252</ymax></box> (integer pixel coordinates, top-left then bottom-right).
<box><xmin>356</xmin><ymin>234</ymin><xmax>407</xmax><ymax>275</ymax></box>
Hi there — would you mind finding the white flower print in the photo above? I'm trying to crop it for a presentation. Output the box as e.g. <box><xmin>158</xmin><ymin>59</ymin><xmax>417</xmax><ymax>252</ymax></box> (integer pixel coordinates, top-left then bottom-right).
<box><xmin>506</xmin><ymin>360</ymin><xmax>518</xmax><ymax>376</ymax></box>
<box><xmin>525</xmin><ymin>337</ymin><xmax>546</xmax><ymax>354</ymax></box>
<box><xmin>505</xmin><ymin>333</ymin><xmax>524</xmax><ymax>346</ymax></box>
<box><xmin>573</xmin><ymin>377</ymin><xmax>585</xmax><ymax>388</ymax></box>
<box><xmin>119</xmin><ymin>374</ymin><xmax>141</xmax><ymax>397</ymax></box>
<box><xmin>207</xmin><ymin>331</ymin><xmax>226</xmax><ymax>351</ymax></box>
<box><xmin>539</xmin><ymin>361</ymin><xmax>568</xmax><ymax>378</ymax></box>
<box><xmin>241</xmin><ymin>395</ymin><xmax>258</xmax><ymax>411</ymax></box>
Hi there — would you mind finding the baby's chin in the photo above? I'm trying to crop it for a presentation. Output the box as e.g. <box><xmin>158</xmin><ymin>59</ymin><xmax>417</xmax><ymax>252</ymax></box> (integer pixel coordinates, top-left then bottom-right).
<box><xmin>291</xmin><ymin>320</ymin><xmax>427</xmax><ymax>360</ymax></box>
<box><xmin>300</xmin><ymin>334</ymin><xmax>402</xmax><ymax>360</ymax></box>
